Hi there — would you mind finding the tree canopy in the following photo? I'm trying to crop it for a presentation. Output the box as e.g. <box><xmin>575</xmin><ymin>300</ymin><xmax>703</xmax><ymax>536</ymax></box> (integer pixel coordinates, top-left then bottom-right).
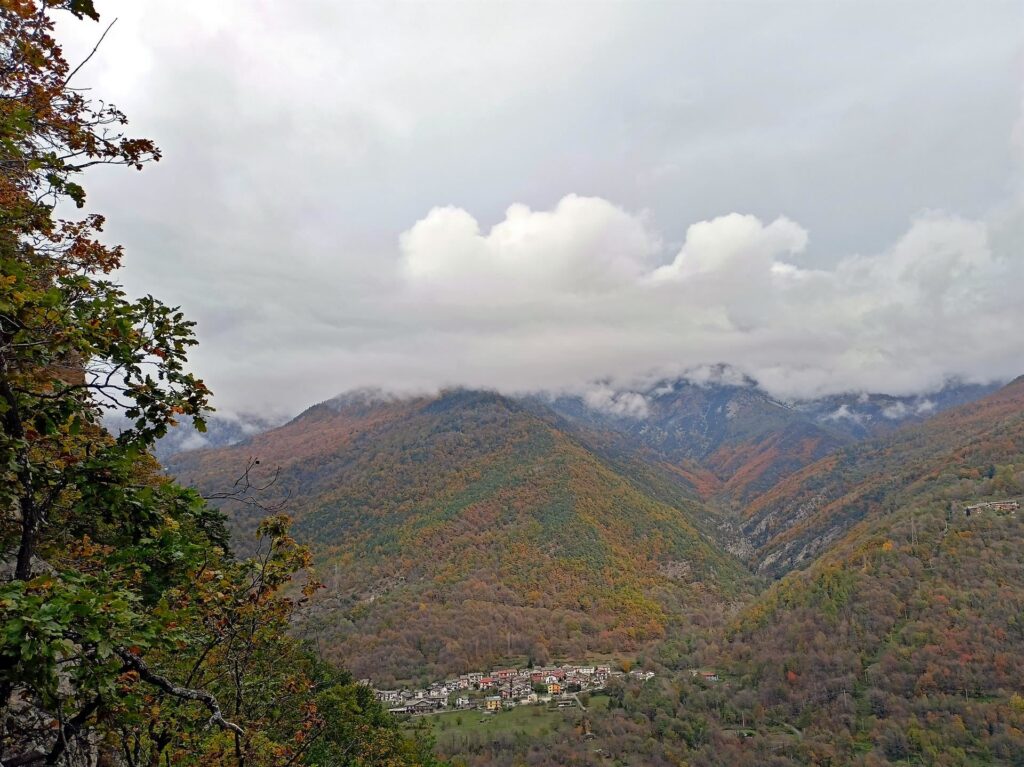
<box><xmin>0</xmin><ymin>2</ymin><xmax>440</xmax><ymax>764</ymax></box>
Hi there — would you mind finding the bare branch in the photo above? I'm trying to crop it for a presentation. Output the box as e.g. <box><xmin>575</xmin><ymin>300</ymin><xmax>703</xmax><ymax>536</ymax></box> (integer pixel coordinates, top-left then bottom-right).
<box><xmin>63</xmin><ymin>18</ymin><xmax>118</xmax><ymax>86</ymax></box>
<box><xmin>115</xmin><ymin>649</ymin><xmax>244</xmax><ymax>736</ymax></box>
<box><xmin>202</xmin><ymin>457</ymin><xmax>289</xmax><ymax>512</ymax></box>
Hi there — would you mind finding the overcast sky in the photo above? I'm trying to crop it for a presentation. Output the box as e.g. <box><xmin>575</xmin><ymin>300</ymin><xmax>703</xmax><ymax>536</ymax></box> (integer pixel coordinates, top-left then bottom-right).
<box><xmin>59</xmin><ymin>1</ymin><xmax>1024</xmax><ymax>416</ymax></box>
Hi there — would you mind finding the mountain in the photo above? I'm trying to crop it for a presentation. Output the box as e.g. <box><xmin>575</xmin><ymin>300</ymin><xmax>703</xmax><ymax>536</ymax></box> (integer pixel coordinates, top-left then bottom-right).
<box><xmin>741</xmin><ymin>376</ymin><xmax>1024</xmax><ymax>576</ymax></box>
<box><xmin>697</xmin><ymin>377</ymin><xmax>1024</xmax><ymax>763</ymax></box>
<box><xmin>167</xmin><ymin>389</ymin><xmax>749</xmax><ymax>686</ymax></box>
<box><xmin>542</xmin><ymin>374</ymin><xmax>997</xmax><ymax>508</ymax></box>
<box><xmin>165</xmin><ymin>376</ymin><xmax>1024</xmax><ymax>764</ymax></box>
<box><xmin>789</xmin><ymin>382</ymin><xmax>1000</xmax><ymax>440</ymax></box>
<box><xmin>105</xmin><ymin>411</ymin><xmax>283</xmax><ymax>462</ymax></box>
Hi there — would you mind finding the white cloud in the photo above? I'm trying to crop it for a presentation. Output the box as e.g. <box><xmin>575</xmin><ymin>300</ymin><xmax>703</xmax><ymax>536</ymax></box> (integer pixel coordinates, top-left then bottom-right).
<box><xmin>400</xmin><ymin>195</ymin><xmax>658</xmax><ymax>299</ymax></box>
<box><xmin>389</xmin><ymin>195</ymin><xmax>1024</xmax><ymax>402</ymax></box>
<box><xmin>881</xmin><ymin>402</ymin><xmax>910</xmax><ymax>420</ymax></box>
<box><xmin>650</xmin><ymin>214</ymin><xmax>808</xmax><ymax>283</ymax></box>
<box><xmin>679</xmin><ymin>365</ymin><xmax>755</xmax><ymax>389</ymax></box>
<box><xmin>581</xmin><ymin>386</ymin><xmax>651</xmax><ymax>419</ymax></box>
<box><xmin>176</xmin><ymin>432</ymin><xmax>211</xmax><ymax>452</ymax></box>
<box><xmin>48</xmin><ymin>1</ymin><xmax>1022</xmax><ymax>414</ymax></box>
<box><xmin>822</xmin><ymin>405</ymin><xmax>868</xmax><ymax>425</ymax></box>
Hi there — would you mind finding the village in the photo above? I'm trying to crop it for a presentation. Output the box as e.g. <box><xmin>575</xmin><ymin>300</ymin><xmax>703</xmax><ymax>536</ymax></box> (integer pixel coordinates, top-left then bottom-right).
<box><xmin>371</xmin><ymin>664</ymin><xmax>656</xmax><ymax>715</ymax></box>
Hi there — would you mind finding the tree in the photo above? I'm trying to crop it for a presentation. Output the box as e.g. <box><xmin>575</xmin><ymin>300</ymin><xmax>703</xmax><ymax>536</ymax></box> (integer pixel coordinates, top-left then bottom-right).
<box><xmin>1</xmin><ymin>1</ymin><xmax>218</xmax><ymax>760</ymax></box>
<box><xmin>0</xmin><ymin>3</ymin><xmax>440</xmax><ymax>764</ymax></box>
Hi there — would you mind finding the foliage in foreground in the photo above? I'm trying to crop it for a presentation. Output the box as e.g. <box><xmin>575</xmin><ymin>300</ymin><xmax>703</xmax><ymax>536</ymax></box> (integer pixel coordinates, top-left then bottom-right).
<box><xmin>0</xmin><ymin>1</ymin><xmax>439</xmax><ymax>764</ymax></box>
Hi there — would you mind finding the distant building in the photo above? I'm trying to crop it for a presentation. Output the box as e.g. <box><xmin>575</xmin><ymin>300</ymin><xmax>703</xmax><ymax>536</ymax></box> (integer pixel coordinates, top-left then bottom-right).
<box><xmin>485</xmin><ymin>696</ymin><xmax>502</xmax><ymax>711</ymax></box>
<box><xmin>547</xmin><ymin>682</ymin><xmax>562</xmax><ymax>695</ymax></box>
<box><xmin>689</xmin><ymin>669</ymin><xmax>719</xmax><ymax>682</ymax></box>
<box><xmin>407</xmin><ymin>699</ymin><xmax>437</xmax><ymax>713</ymax></box>
<box><xmin>964</xmin><ymin>499</ymin><xmax>1020</xmax><ymax>516</ymax></box>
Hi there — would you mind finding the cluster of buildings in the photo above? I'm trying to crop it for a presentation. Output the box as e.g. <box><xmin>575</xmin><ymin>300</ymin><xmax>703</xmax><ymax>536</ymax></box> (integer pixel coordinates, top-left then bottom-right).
<box><xmin>373</xmin><ymin>664</ymin><xmax>655</xmax><ymax>715</ymax></box>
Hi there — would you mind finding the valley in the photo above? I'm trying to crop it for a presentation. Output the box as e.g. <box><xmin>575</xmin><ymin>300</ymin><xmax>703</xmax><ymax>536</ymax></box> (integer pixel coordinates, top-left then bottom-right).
<box><xmin>164</xmin><ymin>374</ymin><xmax>1024</xmax><ymax>765</ymax></box>
<box><xmin>6</xmin><ymin>5</ymin><xmax>1018</xmax><ymax>765</ymax></box>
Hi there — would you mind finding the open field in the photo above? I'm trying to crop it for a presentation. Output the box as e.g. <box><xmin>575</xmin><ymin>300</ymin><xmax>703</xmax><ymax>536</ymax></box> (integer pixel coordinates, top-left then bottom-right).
<box><xmin>407</xmin><ymin>694</ymin><xmax>610</xmax><ymax>746</ymax></box>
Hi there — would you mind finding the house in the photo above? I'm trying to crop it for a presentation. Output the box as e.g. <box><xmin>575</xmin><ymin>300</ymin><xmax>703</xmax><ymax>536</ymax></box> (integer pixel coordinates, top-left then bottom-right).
<box><xmin>485</xmin><ymin>696</ymin><xmax>502</xmax><ymax>711</ymax></box>
<box><xmin>547</xmin><ymin>682</ymin><xmax>562</xmax><ymax>695</ymax></box>
<box><xmin>496</xmin><ymin>668</ymin><xmax>517</xmax><ymax>680</ymax></box>
<box><xmin>689</xmin><ymin>669</ymin><xmax>719</xmax><ymax>682</ymax></box>
<box><xmin>455</xmin><ymin>696</ymin><xmax>471</xmax><ymax>709</ymax></box>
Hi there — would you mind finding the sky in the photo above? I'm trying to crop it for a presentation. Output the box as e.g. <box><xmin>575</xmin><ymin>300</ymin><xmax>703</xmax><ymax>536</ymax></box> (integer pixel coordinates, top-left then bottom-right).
<box><xmin>59</xmin><ymin>1</ymin><xmax>1024</xmax><ymax>416</ymax></box>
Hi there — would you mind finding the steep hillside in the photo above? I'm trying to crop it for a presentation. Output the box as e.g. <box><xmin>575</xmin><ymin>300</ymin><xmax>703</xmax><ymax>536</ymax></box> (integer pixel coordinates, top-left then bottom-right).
<box><xmin>545</xmin><ymin>378</ymin><xmax>847</xmax><ymax>506</ymax></box>
<box><xmin>698</xmin><ymin>381</ymin><xmax>1024</xmax><ymax>764</ymax></box>
<box><xmin>543</xmin><ymin>377</ymin><xmax>996</xmax><ymax>509</ymax></box>
<box><xmin>744</xmin><ymin>377</ymin><xmax>1024</xmax><ymax>576</ymax></box>
<box><xmin>167</xmin><ymin>390</ymin><xmax>749</xmax><ymax>685</ymax></box>
<box><xmin>405</xmin><ymin>378</ymin><xmax>1024</xmax><ymax>766</ymax></box>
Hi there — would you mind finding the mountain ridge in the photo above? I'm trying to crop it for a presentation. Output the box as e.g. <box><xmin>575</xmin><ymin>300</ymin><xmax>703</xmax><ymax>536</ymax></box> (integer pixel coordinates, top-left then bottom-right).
<box><xmin>167</xmin><ymin>389</ymin><xmax>750</xmax><ymax>685</ymax></box>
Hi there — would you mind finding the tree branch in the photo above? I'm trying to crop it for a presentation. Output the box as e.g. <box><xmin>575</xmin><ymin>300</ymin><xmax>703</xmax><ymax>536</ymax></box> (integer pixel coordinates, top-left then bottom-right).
<box><xmin>63</xmin><ymin>18</ymin><xmax>117</xmax><ymax>86</ymax></box>
<box><xmin>115</xmin><ymin>649</ymin><xmax>244</xmax><ymax>736</ymax></box>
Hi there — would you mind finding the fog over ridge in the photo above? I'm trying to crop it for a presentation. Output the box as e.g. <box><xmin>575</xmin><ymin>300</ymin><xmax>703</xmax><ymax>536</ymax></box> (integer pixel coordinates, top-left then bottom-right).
<box><xmin>52</xmin><ymin>0</ymin><xmax>1023</xmax><ymax>414</ymax></box>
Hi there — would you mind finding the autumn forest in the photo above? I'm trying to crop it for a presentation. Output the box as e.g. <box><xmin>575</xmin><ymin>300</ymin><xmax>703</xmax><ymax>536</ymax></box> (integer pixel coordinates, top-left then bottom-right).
<box><xmin>4</xmin><ymin>3</ymin><xmax>1024</xmax><ymax>767</ymax></box>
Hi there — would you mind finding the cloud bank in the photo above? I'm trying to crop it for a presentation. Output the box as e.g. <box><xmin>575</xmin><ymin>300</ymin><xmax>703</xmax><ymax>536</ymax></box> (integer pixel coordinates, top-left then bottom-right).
<box><xmin>51</xmin><ymin>1</ymin><xmax>1022</xmax><ymax>414</ymax></box>
<box><xmin>389</xmin><ymin>195</ymin><xmax>1022</xmax><ymax>402</ymax></box>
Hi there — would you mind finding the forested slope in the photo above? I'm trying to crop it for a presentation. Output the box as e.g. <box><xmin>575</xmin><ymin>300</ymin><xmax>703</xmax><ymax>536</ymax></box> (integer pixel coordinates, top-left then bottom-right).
<box><xmin>169</xmin><ymin>390</ymin><xmax>750</xmax><ymax>685</ymax></box>
<box><xmin>741</xmin><ymin>376</ymin><xmax>1024</xmax><ymax>575</ymax></box>
<box><xmin>545</xmin><ymin>380</ymin><xmax>848</xmax><ymax>505</ymax></box>
<box><xmin>702</xmin><ymin>382</ymin><xmax>1024</xmax><ymax>763</ymax></box>
<box><xmin>438</xmin><ymin>378</ymin><xmax>1024</xmax><ymax>766</ymax></box>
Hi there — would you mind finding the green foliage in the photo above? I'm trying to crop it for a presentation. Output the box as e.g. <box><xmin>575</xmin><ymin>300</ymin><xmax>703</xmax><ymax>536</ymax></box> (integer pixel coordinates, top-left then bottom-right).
<box><xmin>172</xmin><ymin>392</ymin><xmax>752</xmax><ymax>685</ymax></box>
<box><xmin>0</xmin><ymin>4</ymin><xmax>439</xmax><ymax>764</ymax></box>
